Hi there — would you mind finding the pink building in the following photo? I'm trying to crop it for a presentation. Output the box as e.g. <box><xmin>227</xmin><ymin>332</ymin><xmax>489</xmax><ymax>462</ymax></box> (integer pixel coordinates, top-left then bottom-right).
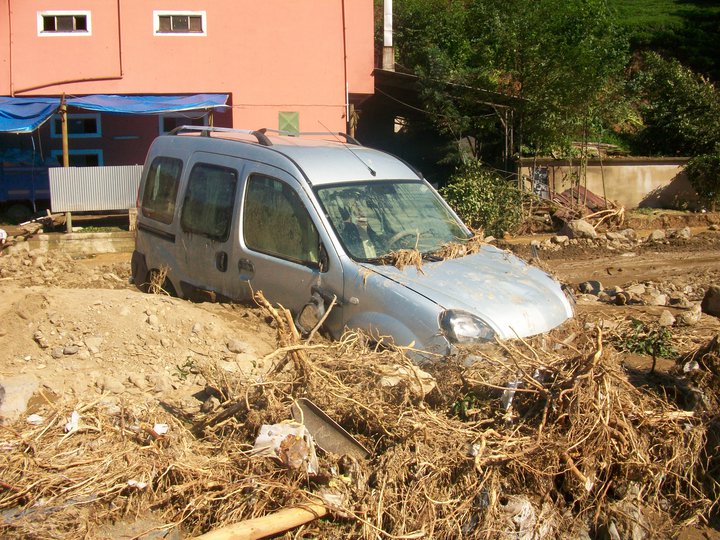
<box><xmin>0</xmin><ymin>1</ymin><xmax>375</xmax><ymax>166</ymax></box>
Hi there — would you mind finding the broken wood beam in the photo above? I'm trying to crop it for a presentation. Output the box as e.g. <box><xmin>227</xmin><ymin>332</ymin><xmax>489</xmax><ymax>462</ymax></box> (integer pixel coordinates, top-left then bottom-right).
<box><xmin>192</xmin><ymin>501</ymin><xmax>328</xmax><ymax>540</ymax></box>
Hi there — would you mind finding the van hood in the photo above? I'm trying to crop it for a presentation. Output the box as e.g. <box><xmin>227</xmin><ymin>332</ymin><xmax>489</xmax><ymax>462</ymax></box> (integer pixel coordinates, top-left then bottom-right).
<box><xmin>362</xmin><ymin>245</ymin><xmax>573</xmax><ymax>339</ymax></box>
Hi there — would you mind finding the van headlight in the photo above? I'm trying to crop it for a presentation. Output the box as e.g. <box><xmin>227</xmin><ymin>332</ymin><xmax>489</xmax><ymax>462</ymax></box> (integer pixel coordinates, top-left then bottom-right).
<box><xmin>440</xmin><ymin>310</ymin><xmax>496</xmax><ymax>343</ymax></box>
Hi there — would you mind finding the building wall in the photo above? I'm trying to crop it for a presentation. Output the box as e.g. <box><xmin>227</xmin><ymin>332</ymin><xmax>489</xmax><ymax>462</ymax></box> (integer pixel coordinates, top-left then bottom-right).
<box><xmin>2</xmin><ymin>0</ymin><xmax>374</xmax><ymax>132</ymax></box>
<box><xmin>521</xmin><ymin>158</ymin><xmax>699</xmax><ymax>209</ymax></box>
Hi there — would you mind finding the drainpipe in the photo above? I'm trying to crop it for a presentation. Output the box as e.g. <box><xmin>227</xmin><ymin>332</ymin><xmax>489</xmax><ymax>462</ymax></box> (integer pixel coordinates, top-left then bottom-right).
<box><xmin>341</xmin><ymin>0</ymin><xmax>350</xmax><ymax>133</ymax></box>
<box><xmin>382</xmin><ymin>0</ymin><xmax>394</xmax><ymax>71</ymax></box>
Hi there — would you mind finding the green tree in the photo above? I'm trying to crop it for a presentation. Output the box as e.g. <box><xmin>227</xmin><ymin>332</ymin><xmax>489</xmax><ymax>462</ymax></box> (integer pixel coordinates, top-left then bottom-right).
<box><xmin>440</xmin><ymin>160</ymin><xmax>523</xmax><ymax>236</ymax></box>
<box><xmin>393</xmin><ymin>0</ymin><xmax>630</xmax><ymax>166</ymax></box>
<box><xmin>684</xmin><ymin>152</ymin><xmax>720</xmax><ymax>211</ymax></box>
<box><xmin>632</xmin><ymin>52</ymin><xmax>720</xmax><ymax>156</ymax></box>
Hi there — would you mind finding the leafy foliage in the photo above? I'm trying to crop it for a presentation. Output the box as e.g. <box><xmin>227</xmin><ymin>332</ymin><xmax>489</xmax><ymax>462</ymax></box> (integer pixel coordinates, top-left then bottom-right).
<box><xmin>393</xmin><ymin>0</ymin><xmax>630</xmax><ymax>164</ymax></box>
<box><xmin>608</xmin><ymin>0</ymin><xmax>720</xmax><ymax>81</ymax></box>
<box><xmin>615</xmin><ymin>319</ymin><xmax>676</xmax><ymax>359</ymax></box>
<box><xmin>632</xmin><ymin>52</ymin><xmax>720</xmax><ymax>156</ymax></box>
<box><xmin>685</xmin><ymin>152</ymin><xmax>720</xmax><ymax>211</ymax></box>
<box><xmin>440</xmin><ymin>160</ymin><xmax>523</xmax><ymax>236</ymax></box>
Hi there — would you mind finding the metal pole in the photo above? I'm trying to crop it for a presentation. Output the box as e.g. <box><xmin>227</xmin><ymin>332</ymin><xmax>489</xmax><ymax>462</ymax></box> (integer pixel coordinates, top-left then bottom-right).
<box><xmin>383</xmin><ymin>0</ymin><xmax>394</xmax><ymax>71</ymax></box>
<box><xmin>60</xmin><ymin>94</ymin><xmax>73</xmax><ymax>232</ymax></box>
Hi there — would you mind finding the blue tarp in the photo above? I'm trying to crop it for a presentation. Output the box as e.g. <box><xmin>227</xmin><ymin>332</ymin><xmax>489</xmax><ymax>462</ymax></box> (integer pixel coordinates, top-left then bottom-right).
<box><xmin>0</xmin><ymin>97</ymin><xmax>61</xmax><ymax>133</ymax></box>
<box><xmin>0</xmin><ymin>94</ymin><xmax>229</xmax><ymax>133</ymax></box>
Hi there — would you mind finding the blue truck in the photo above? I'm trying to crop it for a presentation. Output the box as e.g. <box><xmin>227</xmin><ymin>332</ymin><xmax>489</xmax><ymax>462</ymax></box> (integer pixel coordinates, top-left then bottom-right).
<box><xmin>0</xmin><ymin>164</ymin><xmax>51</xmax><ymax>223</ymax></box>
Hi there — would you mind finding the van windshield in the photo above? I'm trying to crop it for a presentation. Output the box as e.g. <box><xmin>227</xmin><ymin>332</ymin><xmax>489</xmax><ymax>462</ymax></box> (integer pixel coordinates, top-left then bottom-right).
<box><xmin>315</xmin><ymin>180</ymin><xmax>470</xmax><ymax>260</ymax></box>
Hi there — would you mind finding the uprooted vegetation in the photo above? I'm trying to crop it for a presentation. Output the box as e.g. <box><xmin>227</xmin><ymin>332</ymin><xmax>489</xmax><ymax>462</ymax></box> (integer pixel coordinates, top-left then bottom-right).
<box><xmin>2</xmin><ymin>290</ymin><xmax>720</xmax><ymax>539</ymax></box>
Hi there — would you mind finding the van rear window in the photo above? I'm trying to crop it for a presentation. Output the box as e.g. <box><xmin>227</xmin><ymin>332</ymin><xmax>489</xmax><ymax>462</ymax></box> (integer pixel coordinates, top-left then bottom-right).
<box><xmin>180</xmin><ymin>163</ymin><xmax>238</xmax><ymax>241</ymax></box>
<box><xmin>141</xmin><ymin>157</ymin><xmax>183</xmax><ymax>224</ymax></box>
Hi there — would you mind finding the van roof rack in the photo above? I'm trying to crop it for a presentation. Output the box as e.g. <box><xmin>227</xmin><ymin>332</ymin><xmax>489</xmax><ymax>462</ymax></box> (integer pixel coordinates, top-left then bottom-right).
<box><xmin>256</xmin><ymin>128</ymin><xmax>361</xmax><ymax>146</ymax></box>
<box><xmin>168</xmin><ymin>125</ymin><xmax>361</xmax><ymax>147</ymax></box>
<box><xmin>168</xmin><ymin>126</ymin><xmax>273</xmax><ymax>146</ymax></box>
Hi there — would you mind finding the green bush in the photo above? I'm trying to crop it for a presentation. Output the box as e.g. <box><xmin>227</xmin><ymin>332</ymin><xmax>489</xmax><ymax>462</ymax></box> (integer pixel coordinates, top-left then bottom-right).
<box><xmin>440</xmin><ymin>160</ymin><xmax>523</xmax><ymax>236</ymax></box>
<box><xmin>685</xmin><ymin>151</ymin><xmax>720</xmax><ymax>211</ymax></box>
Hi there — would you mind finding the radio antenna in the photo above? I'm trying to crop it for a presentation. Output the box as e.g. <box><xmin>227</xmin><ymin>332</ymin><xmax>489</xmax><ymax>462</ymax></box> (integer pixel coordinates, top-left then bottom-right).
<box><xmin>319</xmin><ymin>121</ymin><xmax>376</xmax><ymax>177</ymax></box>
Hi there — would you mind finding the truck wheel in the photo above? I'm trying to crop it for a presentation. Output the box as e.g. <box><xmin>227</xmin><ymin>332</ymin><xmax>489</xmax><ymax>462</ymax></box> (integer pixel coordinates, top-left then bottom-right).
<box><xmin>4</xmin><ymin>204</ymin><xmax>32</xmax><ymax>224</ymax></box>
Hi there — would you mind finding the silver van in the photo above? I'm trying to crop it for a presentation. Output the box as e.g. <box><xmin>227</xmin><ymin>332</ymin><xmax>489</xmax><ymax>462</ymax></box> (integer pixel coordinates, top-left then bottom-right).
<box><xmin>132</xmin><ymin>127</ymin><xmax>574</xmax><ymax>358</ymax></box>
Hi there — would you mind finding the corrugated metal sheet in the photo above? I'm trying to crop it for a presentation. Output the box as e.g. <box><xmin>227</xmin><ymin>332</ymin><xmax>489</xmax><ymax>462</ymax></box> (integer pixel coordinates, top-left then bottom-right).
<box><xmin>49</xmin><ymin>165</ymin><xmax>143</xmax><ymax>212</ymax></box>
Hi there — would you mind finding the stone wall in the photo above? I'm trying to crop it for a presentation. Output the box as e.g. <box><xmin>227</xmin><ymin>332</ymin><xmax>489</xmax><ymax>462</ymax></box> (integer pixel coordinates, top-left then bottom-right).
<box><xmin>520</xmin><ymin>157</ymin><xmax>698</xmax><ymax>209</ymax></box>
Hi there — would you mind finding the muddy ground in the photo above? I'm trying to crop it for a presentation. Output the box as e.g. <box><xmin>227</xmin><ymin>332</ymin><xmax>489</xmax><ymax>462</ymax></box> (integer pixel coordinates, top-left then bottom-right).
<box><xmin>1</xmin><ymin>212</ymin><xmax>719</xmax><ymax>538</ymax></box>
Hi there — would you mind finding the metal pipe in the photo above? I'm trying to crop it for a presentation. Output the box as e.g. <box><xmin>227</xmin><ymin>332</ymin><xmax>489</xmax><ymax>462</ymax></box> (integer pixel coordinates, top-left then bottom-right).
<box><xmin>382</xmin><ymin>0</ymin><xmax>394</xmax><ymax>71</ymax></box>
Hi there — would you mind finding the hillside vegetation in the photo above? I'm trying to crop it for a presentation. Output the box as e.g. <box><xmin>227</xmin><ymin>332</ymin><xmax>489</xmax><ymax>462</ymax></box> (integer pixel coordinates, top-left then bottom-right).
<box><xmin>608</xmin><ymin>0</ymin><xmax>720</xmax><ymax>80</ymax></box>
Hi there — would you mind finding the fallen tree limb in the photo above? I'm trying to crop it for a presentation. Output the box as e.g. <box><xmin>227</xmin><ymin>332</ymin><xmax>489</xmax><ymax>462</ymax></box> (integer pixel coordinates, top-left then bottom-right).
<box><xmin>193</xmin><ymin>502</ymin><xmax>328</xmax><ymax>540</ymax></box>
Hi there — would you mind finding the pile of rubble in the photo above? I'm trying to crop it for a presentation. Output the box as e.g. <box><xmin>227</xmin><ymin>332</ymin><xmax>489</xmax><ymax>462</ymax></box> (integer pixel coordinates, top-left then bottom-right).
<box><xmin>0</xmin><ymin>243</ymin><xmax>130</xmax><ymax>289</ymax></box>
<box><xmin>531</xmin><ymin>219</ymin><xmax>719</xmax><ymax>253</ymax></box>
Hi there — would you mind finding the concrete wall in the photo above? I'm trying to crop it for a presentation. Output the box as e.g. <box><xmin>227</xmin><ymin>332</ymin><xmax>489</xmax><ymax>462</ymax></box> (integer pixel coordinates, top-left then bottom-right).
<box><xmin>521</xmin><ymin>158</ymin><xmax>698</xmax><ymax>209</ymax></box>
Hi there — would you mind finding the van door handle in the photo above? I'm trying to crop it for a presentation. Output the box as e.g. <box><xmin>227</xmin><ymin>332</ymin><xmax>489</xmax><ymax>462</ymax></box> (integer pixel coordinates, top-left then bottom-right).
<box><xmin>237</xmin><ymin>258</ymin><xmax>254</xmax><ymax>280</ymax></box>
<box><xmin>216</xmin><ymin>251</ymin><xmax>228</xmax><ymax>272</ymax></box>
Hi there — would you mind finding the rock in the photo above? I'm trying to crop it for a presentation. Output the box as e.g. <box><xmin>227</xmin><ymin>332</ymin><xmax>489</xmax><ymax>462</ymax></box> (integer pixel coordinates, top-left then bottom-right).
<box><xmin>148</xmin><ymin>372</ymin><xmax>173</xmax><ymax>393</ymax></box>
<box><xmin>128</xmin><ymin>373</ymin><xmax>148</xmax><ymax>390</ymax></box>
<box><xmin>562</xmin><ymin>219</ymin><xmax>597</xmax><ymax>239</ymax></box>
<box><xmin>33</xmin><ymin>330</ymin><xmax>49</xmax><ymax>349</ymax></box>
<box><xmin>614</xmin><ymin>292</ymin><xmax>632</xmax><ymax>306</ymax></box>
<box><xmin>551</xmin><ymin>235</ymin><xmax>569</xmax><ymax>244</ymax></box>
<box><xmin>147</xmin><ymin>314</ymin><xmax>160</xmax><ymax>327</ymax></box>
<box><xmin>63</xmin><ymin>345</ymin><xmax>79</xmax><ymax>355</ymax></box>
<box><xmin>217</xmin><ymin>360</ymin><xmax>240</xmax><ymax>373</ymax></box>
<box><xmin>605</xmin><ymin>231</ymin><xmax>626</xmax><ymax>242</ymax></box>
<box><xmin>709</xmin><ymin>224</ymin><xmax>719</xmax><ymax>231</ymax></box>
<box><xmin>647</xmin><ymin>229</ymin><xmax>666</xmax><ymax>242</ymax></box>
<box><xmin>669</xmin><ymin>295</ymin><xmax>693</xmax><ymax>309</ymax></box>
<box><xmin>579</xmin><ymin>280</ymin><xmax>603</xmax><ymax>295</ymax></box>
<box><xmin>191</xmin><ymin>322</ymin><xmax>203</xmax><ymax>334</ymax></box>
<box><xmin>0</xmin><ymin>374</ymin><xmax>39</xmax><ymax>423</ymax></box>
<box><xmin>672</xmin><ymin>226</ymin><xmax>692</xmax><ymax>239</ymax></box>
<box><xmin>84</xmin><ymin>336</ymin><xmax>103</xmax><ymax>354</ymax></box>
<box><xmin>701</xmin><ymin>285</ymin><xmax>720</xmax><ymax>317</ymax></box>
<box><xmin>619</xmin><ymin>228</ymin><xmax>637</xmax><ymax>241</ymax></box>
<box><xmin>625</xmin><ymin>283</ymin><xmax>646</xmax><ymax>296</ymax></box>
<box><xmin>100</xmin><ymin>376</ymin><xmax>126</xmax><ymax>394</ymax></box>
<box><xmin>646</xmin><ymin>293</ymin><xmax>667</xmax><ymax>307</ymax></box>
<box><xmin>51</xmin><ymin>347</ymin><xmax>64</xmax><ymax>359</ymax></box>
<box><xmin>658</xmin><ymin>310</ymin><xmax>676</xmax><ymax>327</ymax></box>
<box><xmin>677</xmin><ymin>305</ymin><xmax>702</xmax><ymax>326</ymax></box>
<box><xmin>227</xmin><ymin>339</ymin><xmax>248</xmax><ymax>354</ymax></box>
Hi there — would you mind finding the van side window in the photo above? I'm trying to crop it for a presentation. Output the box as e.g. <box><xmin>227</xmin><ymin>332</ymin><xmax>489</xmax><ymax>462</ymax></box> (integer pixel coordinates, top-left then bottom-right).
<box><xmin>180</xmin><ymin>163</ymin><xmax>237</xmax><ymax>241</ymax></box>
<box><xmin>244</xmin><ymin>175</ymin><xmax>320</xmax><ymax>266</ymax></box>
<box><xmin>141</xmin><ymin>157</ymin><xmax>182</xmax><ymax>224</ymax></box>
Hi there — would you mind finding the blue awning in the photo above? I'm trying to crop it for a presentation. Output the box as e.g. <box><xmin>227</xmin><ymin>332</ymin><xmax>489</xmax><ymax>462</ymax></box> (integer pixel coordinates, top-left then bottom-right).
<box><xmin>0</xmin><ymin>97</ymin><xmax>61</xmax><ymax>133</ymax></box>
<box><xmin>0</xmin><ymin>94</ymin><xmax>229</xmax><ymax>133</ymax></box>
<box><xmin>66</xmin><ymin>93</ymin><xmax>229</xmax><ymax>114</ymax></box>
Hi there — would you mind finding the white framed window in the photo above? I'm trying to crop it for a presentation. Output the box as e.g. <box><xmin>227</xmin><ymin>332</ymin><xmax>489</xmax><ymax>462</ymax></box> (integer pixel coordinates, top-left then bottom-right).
<box><xmin>159</xmin><ymin>113</ymin><xmax>208</xmax><ymax>134</ymax></box>
<box><xmin>50</xmin><ymin>149</ymin><xmax>103</xmax><ymax>167</ymax></box>
<box><xmin>37</xmin><ymin>11</ymin><xmax>91</xmax><ymax>36</ymax></box>
<box><xmin>50</xmin><ymin>113</ymin><xmax>102</xmax><ymax>139</ymax></box>
<box><xmin>153</xmin><ymin>11</ymin><xmax>206</xmax><ymax>36</ymax></box>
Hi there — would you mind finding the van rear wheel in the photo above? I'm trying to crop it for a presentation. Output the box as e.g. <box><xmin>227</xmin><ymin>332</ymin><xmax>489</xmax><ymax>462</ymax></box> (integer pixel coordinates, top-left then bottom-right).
<box><xmin>147</xmin><ymin>267</ymin><xmax>177</xmax><ymax>297</ymax></box>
